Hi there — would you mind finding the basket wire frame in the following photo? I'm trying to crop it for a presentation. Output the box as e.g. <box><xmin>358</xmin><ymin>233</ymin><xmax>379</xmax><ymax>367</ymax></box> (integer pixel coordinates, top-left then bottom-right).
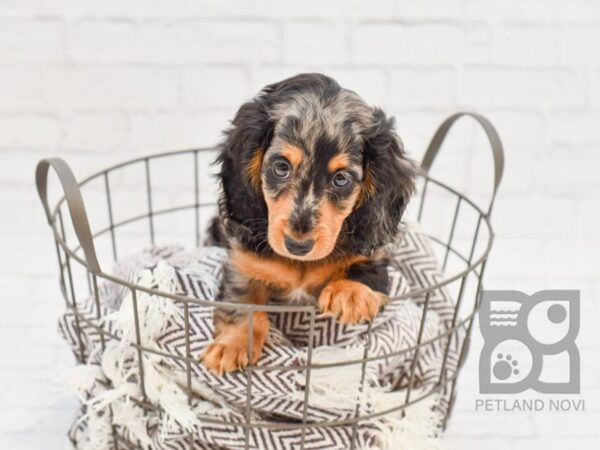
<box><xmin>36</xmin><ymin>112</ymin><xmax>503</xmax><ymax>449</ymax></box>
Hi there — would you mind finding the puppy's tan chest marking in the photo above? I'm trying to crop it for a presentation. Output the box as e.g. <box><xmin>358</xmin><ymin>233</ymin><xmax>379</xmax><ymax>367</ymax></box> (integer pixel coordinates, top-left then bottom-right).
<box><xmin>287</xmin><ymin>287</ymin><xmax>315</xmax><ymax>304</ymax></box>
<box><xmin>230</xmin><ymin>249</ymin><xmax>366</xmax><ymax>293</ymax></box>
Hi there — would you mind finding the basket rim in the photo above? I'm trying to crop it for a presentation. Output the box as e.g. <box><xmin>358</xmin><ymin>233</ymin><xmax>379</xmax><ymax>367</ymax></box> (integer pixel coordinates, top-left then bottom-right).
<box><xmin>47</xmin><ymin>147</ymin><xmax>494</xmax><ymax>312</ymax></box>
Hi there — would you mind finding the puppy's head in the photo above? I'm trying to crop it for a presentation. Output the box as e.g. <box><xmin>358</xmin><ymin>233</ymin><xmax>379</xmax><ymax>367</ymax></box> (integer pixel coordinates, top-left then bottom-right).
<box><xmin>218</xmin><ymin>73</ymin><xmax>415</xmax><ymax>261</ymax></box>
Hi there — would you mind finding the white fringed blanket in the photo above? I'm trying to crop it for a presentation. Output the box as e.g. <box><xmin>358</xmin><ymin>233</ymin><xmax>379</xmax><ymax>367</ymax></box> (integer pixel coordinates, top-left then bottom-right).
<box><xmin>60</xmin><ymin>223</ymin><xmax>462</xmax><ymax>450</ymax></box>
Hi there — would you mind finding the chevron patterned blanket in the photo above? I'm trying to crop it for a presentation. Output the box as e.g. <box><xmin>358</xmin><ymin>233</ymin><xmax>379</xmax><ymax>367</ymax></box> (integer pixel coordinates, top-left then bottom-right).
<box><xmin>60</xmin><ymin>223</ymin><xmax>460</xmax><ymax>450</ymax></box>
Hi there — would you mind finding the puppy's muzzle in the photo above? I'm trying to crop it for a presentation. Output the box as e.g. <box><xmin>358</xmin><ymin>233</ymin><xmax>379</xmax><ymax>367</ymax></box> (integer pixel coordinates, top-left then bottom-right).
<box><xmin>284</xmin><ymin>235</ymin><xmax>315</xmax><ymax>256</ymax></box>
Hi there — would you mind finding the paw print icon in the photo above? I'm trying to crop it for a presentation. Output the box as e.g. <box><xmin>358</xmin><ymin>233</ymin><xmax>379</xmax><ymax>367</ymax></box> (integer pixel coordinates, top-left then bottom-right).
<box><xmin>494</xmin><ymin>353</ymin><xmax>520</xmax><ymax>380</ymax></box>
<box><xmin>479</xmin><ymin>290</ymin><xmax>580</xmax><ymax>394</ymax></box>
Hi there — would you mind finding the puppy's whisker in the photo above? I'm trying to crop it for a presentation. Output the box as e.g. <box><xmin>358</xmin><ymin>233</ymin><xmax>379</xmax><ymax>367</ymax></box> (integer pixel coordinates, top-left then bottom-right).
<box><xmin>253</xmin><ymin>233</ymin><xmax>271</xmax><ymax>257</ymax></box>
<box><xmin>240</xmin><ymin>218</ymin><xmax>267</xmax><ymax>227</ymax></box>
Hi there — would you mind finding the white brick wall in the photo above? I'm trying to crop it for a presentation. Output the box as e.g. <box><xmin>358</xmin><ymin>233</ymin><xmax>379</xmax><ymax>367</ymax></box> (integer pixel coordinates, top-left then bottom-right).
<box><xmin>1</xmin><ymin>1</ymin><xmax>599</xmax><ymax>449</ymax></box>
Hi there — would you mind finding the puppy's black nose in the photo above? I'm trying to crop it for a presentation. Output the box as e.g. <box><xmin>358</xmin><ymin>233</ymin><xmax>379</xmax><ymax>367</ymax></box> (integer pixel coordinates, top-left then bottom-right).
<box><xmin>284</xmin><ymin>235</ymin><xmax>314</xmax><ymax>256</ymax></box>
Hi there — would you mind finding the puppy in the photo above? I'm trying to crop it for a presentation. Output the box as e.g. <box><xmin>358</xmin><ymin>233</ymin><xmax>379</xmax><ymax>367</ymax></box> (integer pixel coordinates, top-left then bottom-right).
<box><xmin>202</xmin><ymin>73</ymin><xmax>416</xmax><ymax>374</ymax></box>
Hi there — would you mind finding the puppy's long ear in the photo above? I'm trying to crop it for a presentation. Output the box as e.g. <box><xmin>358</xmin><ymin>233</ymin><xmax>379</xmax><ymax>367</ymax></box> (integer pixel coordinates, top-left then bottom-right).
<box><xmin>348</xmin><ymin>108</ymin><xmax>417</xmax><ymax>254</ymax></box>
<box><xmin>216</xmin><ymin>91</ymin><xmax>275</xmax><ymax>241</ymax></box>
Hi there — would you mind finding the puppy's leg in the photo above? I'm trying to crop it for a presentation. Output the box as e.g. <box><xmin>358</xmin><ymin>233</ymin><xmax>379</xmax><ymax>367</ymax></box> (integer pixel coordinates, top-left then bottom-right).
<box><xmin>318</xmin><ymin>259</ymin><xmax>389</xmax><ymax>324</ymax></box>
<box><xmin>202</xmin><ymin>272</ymin><xmax>270</xmax><ymax>375</ymax></box>
<box><xmin>202</xmin><ymin>310</ymin><xmax>269</xmax><ymax>375</ymax></box>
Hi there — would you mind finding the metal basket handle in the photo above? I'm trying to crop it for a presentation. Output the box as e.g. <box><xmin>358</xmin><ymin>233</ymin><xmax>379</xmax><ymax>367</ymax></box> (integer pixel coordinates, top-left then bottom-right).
<box><xmin>36</xmin><ymin>158</ymin><xmax>102</xmax><ymax>275</ymax></box>
<box><xmin>420</xmin><ymin>112</ymin><xmax>505</xmax><ymax>216</ymax></box>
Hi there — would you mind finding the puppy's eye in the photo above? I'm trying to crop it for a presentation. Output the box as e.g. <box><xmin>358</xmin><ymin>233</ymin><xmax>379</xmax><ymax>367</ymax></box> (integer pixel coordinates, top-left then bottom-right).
<box><xmin>273</xmin><ymin>160</ymin><xmax>291</xmax><ymax>179</ymax></box>
<box><xmin>332</xmin><ymin>171</ymin><xmax>352</xmax><ymax>189</ymax></box>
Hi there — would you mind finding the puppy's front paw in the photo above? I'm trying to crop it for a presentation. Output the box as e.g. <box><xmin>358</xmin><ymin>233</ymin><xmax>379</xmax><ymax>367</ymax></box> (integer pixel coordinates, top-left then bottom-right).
<box><xmin>200</xmin><ymin>313</ymin><xmax>269</xmax><ymax>375</ymax></box>
<box><xmin>202</xmin><ymin>338</ymin><xmax>260</xmax><ymax>375</ymax></box>
<box><xmin>318</xmin><ymin>279</ymin><xmax>385</xmax><ymax>324</ymax></box>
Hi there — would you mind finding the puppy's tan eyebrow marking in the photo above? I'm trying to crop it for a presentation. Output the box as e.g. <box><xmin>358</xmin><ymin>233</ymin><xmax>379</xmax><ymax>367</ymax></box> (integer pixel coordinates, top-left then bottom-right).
<box><xmin>327</xmin><ymin>153</ymin><xmax>350</xmax><ymax>173</ymax></box>
<box><xmin>281</xmin><ymin>144</ymin><xmax>303</xmax><ymax>168</ymax></box>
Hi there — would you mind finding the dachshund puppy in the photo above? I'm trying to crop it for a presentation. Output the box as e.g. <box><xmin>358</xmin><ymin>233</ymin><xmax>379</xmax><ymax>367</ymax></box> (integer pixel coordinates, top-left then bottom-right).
<box><xmin>202</xmin><ymin>73</ymin><xmax>416</xmax><ymax>374</ymax></box>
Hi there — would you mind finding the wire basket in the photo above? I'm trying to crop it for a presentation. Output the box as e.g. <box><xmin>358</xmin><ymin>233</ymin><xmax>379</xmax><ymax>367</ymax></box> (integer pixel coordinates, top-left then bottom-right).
<box><xmin>36</xmin><ymin>112</ymin><xmax>503</xmax><ymax>449</ymax></box>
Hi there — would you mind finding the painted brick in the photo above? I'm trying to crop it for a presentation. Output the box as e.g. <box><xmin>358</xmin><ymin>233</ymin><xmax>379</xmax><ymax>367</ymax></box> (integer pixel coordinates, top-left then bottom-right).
<box><xmin>562</xmin><ymin>25</ymin><xmax>600</xmax><ymax>65</ymax></box>
<box><xmin>62</xmin><ymin>112</ymin><xmax>130</xmax><ymax>152</ymax></box>
<box><xmin>173</xmin><ymin>20</ymin><xmax>279</xmax><ymax>64</ymax></box>
<box><xmin>0</xmin><ymin>19</ymin><xmax>64</xmax><ymax>63</ymax></box>
<box><xmin>182</xmin><ymin>67</ymin><xmax>250</xmax><ymax>108</ymax></box>
<box><xmin>0</xmin><ymin>68</ymin><xmax>43</xmax><ymax>111</ymax></box>
<box><xmin>388</xmin><ymin>67</ymin><xmax>455</xmax><ymax>109</ymax></box>
<box><xmin>42</xmin><ymin>67</ymin><xmax>179</xmax><ymax>109</ymax></box>
<box><xmin>67</xmin><ymin>20</ymin><xmax>137</xmax><ymax>62</ymax></box>
<box><xmin>282</xmin><ymin>21</ymin><xmax>350</xmax><ymax>64</ymax></box>
<box><xmin>355</xmin><ymin>23</ymin><xmax>462</xmax><ymax>64</ymax></box>
<box><xmin>457</xmin><ymin>68</ymin><xmax>586</xmax><ymax>108</ymax></box>
<box><xmin>493</xmin><ymin>25</ymin><xmax>559</xmax><ymax>66</ymax></box>
<box><xmin>0</xmin><ymin>115</ymin><xmax>62</xmax><ymax>148</ymax></box>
